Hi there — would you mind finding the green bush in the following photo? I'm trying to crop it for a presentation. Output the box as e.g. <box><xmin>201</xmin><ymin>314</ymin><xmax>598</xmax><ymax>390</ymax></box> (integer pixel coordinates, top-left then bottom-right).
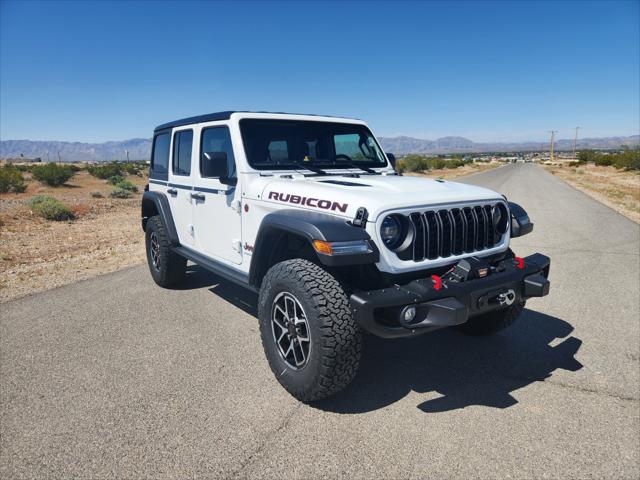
<box><xmin>114</xmin><ymin>180</ymin><xmax>138</xmax><ymax>192</ymax></box>
<box><xmin>107</xmin><ymin>174</ymin><xmax>125</xmax><ymax>185</ymax></box>
<box><xmin>27</xmin><ymin>195</ymin><xmax>74</xmax><ymax>221</ymax></box>
<box><xmin>577</xmin><ymin>149</ymin><xmax>639</xmax><ymax>171</ymax></box>
<box><xmin>109</xmin><ymin>187</ymin><xmax>132</xmax><ymax>198</ymax></box>
<box><xmin>396</xmin><ymin>155</ymin><xmax>469</xmax><ymax>173</ymax></box>
<box><xmin>0</xmin><ymin>165</ymin><xmax>27</xmax><ymax>193</ymax></box>
<box><xmin>87</xmin><ymin>162</ymin><xmax>122</xmax><ymax>179</ymax></box>
<box><xmin>31</xmin><ymin>163</ymin><xmax>76</xmax><ymax>187</ymax></box>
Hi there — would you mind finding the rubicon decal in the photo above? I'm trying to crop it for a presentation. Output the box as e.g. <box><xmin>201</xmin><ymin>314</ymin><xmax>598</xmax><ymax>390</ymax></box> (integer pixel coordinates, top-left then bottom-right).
<box><xmin>268</xmin><ymin>191</ymin><xmax>348</xmax><ymax>213</ymax></box>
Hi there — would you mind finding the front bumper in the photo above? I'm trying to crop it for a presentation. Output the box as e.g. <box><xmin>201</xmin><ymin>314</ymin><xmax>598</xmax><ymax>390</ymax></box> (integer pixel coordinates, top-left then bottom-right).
<box><xmin>350</xmin><ymin>253</ymin><xmax>550</xmax><ymax>338</ymax></box>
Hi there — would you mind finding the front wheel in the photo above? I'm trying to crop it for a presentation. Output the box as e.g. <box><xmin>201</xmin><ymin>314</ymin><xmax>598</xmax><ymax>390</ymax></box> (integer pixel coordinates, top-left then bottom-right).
<box><xmin>258</xmin><ymin>259</ymin><xmax>361</xmax><ymax>402</ymax></box>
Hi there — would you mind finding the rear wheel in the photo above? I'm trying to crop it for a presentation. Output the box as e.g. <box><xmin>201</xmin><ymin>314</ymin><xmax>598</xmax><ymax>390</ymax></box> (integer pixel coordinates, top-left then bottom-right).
<box><xmin>457</xmin><ymin>301</ymin><xmax>525</xmax><ymax>336</ymax></box>
<box><xmin>258</xmin><ymin>259</ymin><xmax>361</xmax><ymax>402</ymax></box>
<box><xmin>145</xmin><ymin>215</ymin><xmax>186</xmax><ymax>287</ymax></box>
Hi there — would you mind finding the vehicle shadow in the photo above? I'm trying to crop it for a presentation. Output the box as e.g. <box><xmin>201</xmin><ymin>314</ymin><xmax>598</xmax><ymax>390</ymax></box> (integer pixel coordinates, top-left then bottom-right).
<box><xmin>316</xmin><ymin>309</ymin><xmax>583</xmax><ymax>414</ymax></box>
<box><xmin>177</xmin><ymin>265</ymin><xmax>258</xmax><ymax>315</ymax></box>
<box><xmin>182</xmin><ymin>266</ymin><xmax>583</xmax><ymax>414</ymax></box>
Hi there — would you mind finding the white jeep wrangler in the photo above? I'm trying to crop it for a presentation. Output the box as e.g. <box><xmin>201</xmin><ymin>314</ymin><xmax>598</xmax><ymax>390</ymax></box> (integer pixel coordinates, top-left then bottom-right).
<box><xmin>142</xmin><ymin>111</ymin><xmax>550</xmax><ymax>402</ymax></box>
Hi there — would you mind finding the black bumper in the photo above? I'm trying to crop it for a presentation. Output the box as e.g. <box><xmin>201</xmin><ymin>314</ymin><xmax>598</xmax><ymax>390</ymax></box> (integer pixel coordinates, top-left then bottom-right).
<box><xmin>350</xmin><ymin>253</ymin><xmax>550</xmax><ymax>338</ymax></box>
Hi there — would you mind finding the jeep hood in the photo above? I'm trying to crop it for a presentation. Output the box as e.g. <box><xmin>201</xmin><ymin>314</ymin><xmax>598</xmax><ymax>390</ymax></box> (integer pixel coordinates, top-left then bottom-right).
<box><xmin>260</xmin><ymin>174</ymin><xmax>502</xmax><ymax>221</ymax></box>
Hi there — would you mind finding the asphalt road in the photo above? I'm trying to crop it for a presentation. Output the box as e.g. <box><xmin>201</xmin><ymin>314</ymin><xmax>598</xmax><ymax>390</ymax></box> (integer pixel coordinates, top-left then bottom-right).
<box><xmin>2</xmin><ymin>163</ymin><xmax>639</xmax><ymax>479</ymax></box>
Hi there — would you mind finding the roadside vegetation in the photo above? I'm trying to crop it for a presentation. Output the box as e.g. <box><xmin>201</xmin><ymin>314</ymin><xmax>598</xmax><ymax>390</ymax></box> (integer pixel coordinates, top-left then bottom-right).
<box><xmin>31</xmin><ymin>163</ymin><xmax>76</xmax><ymax>186</ymax></box>
<box><xmin>0</xmin><ymin>165</ymin><xmax>27</xmax><ymax>193</ymax></box>
<box><xmin>544</xmin><ymin>148</ymin><xmax>639</xmax><ymax>223</ymax></box>
<box><xmin>0</xmin><ymin>160</ymin><xmax>148</xmax><ymax>302</ymax></box>
<box><xmin>574</xmin><ymin>149</ymin><xmax>640</xmax><ymax>171</ymax></box>
<box><xmin>27</xmin><ymin>195</ymin><xmax>75</xmax><ymax>221</ymax></box>
<box><xmin>396</xmin><ymin>154</ymin><xmax>472</xmax><ymax>173</ymax></box>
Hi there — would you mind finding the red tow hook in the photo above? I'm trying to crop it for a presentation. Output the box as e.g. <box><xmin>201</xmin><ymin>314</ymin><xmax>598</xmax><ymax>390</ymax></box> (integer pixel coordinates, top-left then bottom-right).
<box><xmin>515</xmin><ymin>256</ymin><xmax>525</xmax><ymax>269</ymax></box>
<box><xmin>431</xmin><ymin>274</ymin><xmax>443</xmax><ymax>291</ymax></box>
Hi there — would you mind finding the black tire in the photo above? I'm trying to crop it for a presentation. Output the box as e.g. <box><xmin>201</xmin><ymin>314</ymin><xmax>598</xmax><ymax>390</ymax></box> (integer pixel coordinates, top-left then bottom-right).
<box><xmin>456</xmin><ymin>301</ymin><xmax>525</xmax><ymax>336</ymax></box>
<box><xmin>145</xmin><ymin>215</ymin><xmax>186</xmax><ymax>288</ymax></box>
<box><xmin>258</xmin><ymin>259</ymin><xmax>361</xmax><ymax>402</ymax></box>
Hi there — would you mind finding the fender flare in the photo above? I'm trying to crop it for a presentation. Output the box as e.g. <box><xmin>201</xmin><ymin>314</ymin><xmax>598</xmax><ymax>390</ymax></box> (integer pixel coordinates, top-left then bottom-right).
<box><xmin>141</xmin><ymin>191</ymin><xmax>179</xmax><ymax>245</ymax></box>
<box><xmin>248</xmin><ymin>209</ymin><xmax>379</xmax><ymax>286</ymax></box>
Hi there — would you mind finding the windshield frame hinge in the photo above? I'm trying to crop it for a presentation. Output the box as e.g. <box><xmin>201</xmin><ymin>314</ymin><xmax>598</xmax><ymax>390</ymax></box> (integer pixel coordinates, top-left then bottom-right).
<box><xmin>352</xmin><ymin>207</ymin><xmax>369</xmax><ymax>228</ymax></box>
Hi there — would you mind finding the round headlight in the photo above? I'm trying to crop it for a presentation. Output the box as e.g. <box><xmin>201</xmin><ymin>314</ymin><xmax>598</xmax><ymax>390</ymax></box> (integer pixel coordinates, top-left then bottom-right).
<box><xmin>492</xmin><ymin>203</ymin><xmax>509</xmax><ymax>235</ymax></box>
<box><xmin>380</xmin><ymin>215</ymin><xmax>403</xmax><ymax>249</ymax></box>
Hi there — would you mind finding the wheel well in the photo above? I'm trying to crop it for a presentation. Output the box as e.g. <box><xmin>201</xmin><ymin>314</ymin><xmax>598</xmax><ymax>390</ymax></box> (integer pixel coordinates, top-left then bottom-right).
<box><xmin>250</xmin><ymin>230</ymin><xmax>317</xmax><ymax>288</ymax></box>
<box><xmin>141</xmin><ymin>197</ymin><xmax>159</xmax><ymax>231</ymax></box>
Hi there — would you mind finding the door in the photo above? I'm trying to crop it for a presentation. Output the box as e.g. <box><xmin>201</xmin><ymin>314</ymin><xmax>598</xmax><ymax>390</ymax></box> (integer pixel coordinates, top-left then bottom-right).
<box><xmin>192</xmin><ymin>125</ymin><xmax>242</xmax><ymax>265</ymax></box>
<box><xmin>167</xmin><ymin>128</ymin><xmax>195</xmax><ymax>246</ymax></box>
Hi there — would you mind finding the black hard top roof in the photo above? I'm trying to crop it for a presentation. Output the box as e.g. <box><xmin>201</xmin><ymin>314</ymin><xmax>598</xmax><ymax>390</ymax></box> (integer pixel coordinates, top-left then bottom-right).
<box><xmin>154</xmin><ymin>111</ymin><xmax>354</xmax><ymax>132</ymax></box>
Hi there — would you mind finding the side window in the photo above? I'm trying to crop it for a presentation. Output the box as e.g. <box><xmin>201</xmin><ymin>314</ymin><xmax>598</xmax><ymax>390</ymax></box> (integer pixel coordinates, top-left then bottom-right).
<box><xmin>172</xmin><ymin>130</ymin><xmax>193</xmax><ymax>176</ymax></box>
<box><xmin>151</xmin><ymin>132</ymin><xmax>170</xmax><ymax>179</ymax></box>
<box><xmin>200</xmin><ymin>126</ymin><xmax>236</xmax><ymax>178</ymax></box>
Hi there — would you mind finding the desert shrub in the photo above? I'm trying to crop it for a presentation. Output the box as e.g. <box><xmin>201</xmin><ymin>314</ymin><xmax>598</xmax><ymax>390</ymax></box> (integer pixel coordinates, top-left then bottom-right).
<box><xmin>31</xmin><ymin>163</ymin><xmax>76</xmax><ymax>186</ymax></box>
<box><xmin>577</xmin><ymin>149</ymin><xmax>639</xmax><ymax>171</ymax></box>
<box><xmin>87</xmin><ymin>162</ymin><xmax>122</xmax><ymax>179</ymax></box>
<box><xmin>90</xmin><ymin>191</ymin><xmax>103</xmax><ymax>198</ymax></box>
<box><xmin>114</xmin><ymin>180</ymin><xmax>138</xmax><ymax>192</ymax></box>
<box><xmin>107</xmin><ymin>174</ymin><xmax>125</xmax><ymax>185</ymax></box>
<box><xmin>27</xmin><ymin>195</ymin><xmax>74</xmax><ymax>221</ymax></box>
<box><xmin>120</xmin><ymin>162</ymin><xmax>147</xmax><ymax>175</ymax></box>
<box><xmin>109</xmin><ymin>187</ymin><xmax>132</xmax><ymax>198</ymax></box>
<box><xmin>612</xmin><ymin>150</ymin><xmax>640</xmax><ymax>171</ymax></box>
<box><xmin>0</xmin><ymin>165</ymin><xmax>27</xmax><ymax>193</ymax></box>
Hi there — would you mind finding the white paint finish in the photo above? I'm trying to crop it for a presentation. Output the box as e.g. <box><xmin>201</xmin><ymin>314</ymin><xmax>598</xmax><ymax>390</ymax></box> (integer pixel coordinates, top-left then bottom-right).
<box><xmin>167</xmin><ymin>126</ymin><xmax>195</xmax><ymax>246</ymax></box>
<box><xmin>156</xmin><ymin>112</ymin><xmax>512</xmax><ymax>275</ymax></box>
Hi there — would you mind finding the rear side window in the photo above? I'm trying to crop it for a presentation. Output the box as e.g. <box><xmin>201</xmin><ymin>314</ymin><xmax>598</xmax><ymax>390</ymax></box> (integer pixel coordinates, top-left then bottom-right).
<box><xmin>200</xmin><ymin>127</ymin><xmax>236</xmax><ymax>178</ymax></box>
<box><xmin>172</xmin><ymin>130</ymin><xmax>193</xmax><ymax>176</ymax></box>
<box><xmin>151</xmin><ymin>132</ymin><xmax>170</xmax><ymax>180</ymax></box>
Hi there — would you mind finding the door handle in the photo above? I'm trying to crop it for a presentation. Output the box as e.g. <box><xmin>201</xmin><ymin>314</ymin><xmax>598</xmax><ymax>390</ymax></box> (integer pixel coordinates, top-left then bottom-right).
<box><xmin>191</xmin><ymin>192</ymin><xmax>205</xmax><ymax>201</ymax></box>
<box><xmin>167</xmin><ymin>188</ymin><xmax>177</xmax><ymax>195</ymax></box>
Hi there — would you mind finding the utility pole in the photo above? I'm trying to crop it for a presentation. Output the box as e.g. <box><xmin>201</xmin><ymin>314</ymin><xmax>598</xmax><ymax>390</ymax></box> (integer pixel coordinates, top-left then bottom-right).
<box><xmin>572</xmin><ymin>126</ymin><xmax>580</xmax><ymax>159</ymax></box>
<box><xmin>549</xmin><ymin>130</ymin><xmax>557</xmax><ymax>162</ymax></box>
<box><xmin>126</xmin><ymin>150</ymin><xmax>129</xmax><ymax>163</ymax></box>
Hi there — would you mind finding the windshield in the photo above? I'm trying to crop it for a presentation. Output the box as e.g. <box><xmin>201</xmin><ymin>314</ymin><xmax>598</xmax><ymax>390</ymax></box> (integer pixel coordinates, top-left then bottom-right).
<box><xmin>240</xmin><ymin>119</ymin><xmax>388</xmax><ymax>170</ymax></box>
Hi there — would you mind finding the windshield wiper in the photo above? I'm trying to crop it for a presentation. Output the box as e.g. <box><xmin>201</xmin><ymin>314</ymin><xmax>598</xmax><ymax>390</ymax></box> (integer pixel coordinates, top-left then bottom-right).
<box><xmin>276</xmin><ymin>163</ymin><xmax>328</xmax><ymax>176</ymax></box>
<box><xmin>334</xmin><ymin>161</ymin><xmax>379</xmax><ymax>175</ymax></box>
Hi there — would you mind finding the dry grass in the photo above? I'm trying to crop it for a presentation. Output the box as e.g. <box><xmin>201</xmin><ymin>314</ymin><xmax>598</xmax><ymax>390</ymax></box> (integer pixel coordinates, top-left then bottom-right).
<box><xmin>404</xmin><ymin>161</ymin><xmax>502</xmax><ymax>180</ymax></box>
<box><xmin>0</xmin><ymin>168</ymin><xmax>146</xmax><ymax>302</ymax></box>
<box><xmin>543</xmin><ymin>163</ymin><xmax>640</xmax><ymax>223</ymax></box>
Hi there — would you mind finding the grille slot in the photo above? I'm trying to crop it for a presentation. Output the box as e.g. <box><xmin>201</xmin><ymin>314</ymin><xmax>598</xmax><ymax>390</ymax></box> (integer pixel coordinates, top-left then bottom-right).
<box><xmin>407</xmin><ymin>203</ymin><xmax>502</xmax><ymax>262</ymax></box>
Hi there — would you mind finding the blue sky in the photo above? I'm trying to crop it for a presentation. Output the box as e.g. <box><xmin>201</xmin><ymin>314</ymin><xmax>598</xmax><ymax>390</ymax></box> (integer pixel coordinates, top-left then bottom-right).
<box><xmin>1</xmin><ymin>0</ymin><xmax>638</xmax><ymax>143</ymax></box>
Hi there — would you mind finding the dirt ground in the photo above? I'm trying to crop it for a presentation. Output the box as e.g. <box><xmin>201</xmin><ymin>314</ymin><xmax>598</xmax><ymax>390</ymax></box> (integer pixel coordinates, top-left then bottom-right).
<box><xmin>542</xmin><ymin>163</ymin><xmax>640</xmax><ymax>223</ymax></box>
<box><xmin>0</xmin><ymin>160</ymin><xmax>499</xmax><ymax>303</ymax></box>
<box><xmin>0</xmin><ymin>169</ymin><xmax>146</xmax><ymax>302</ymax></box>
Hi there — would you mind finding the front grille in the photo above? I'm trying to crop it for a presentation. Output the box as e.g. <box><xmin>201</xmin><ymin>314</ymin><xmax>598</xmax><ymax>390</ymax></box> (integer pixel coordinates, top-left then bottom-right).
<box><xmin>407</xmin><ymin>204</ymin><xmax>498</xmax><ymax>261</ymax></box>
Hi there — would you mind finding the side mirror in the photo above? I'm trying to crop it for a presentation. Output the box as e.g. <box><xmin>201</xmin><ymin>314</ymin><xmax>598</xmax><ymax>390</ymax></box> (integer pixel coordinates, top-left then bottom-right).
<box><xmin>202</xmin><ymin>151</ymin><xmax>233</xmax><ymax>182</ymax></box>
<box><xmin>509</xmin><ymin>201</ymin><xmax>534</xmax><ymax>237</ymax></box>
<box><xmin>386</xmin><ymin>153</ymin><xmax>397</xmax><ymax>169</ymax></box>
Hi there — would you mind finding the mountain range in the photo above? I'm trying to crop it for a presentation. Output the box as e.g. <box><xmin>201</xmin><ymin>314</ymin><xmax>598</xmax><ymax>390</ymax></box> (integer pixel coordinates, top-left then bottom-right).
<box><xmin>1</xmin><ymin>135</ymin><xmax>638</xmax><ymax>161</ymax></box>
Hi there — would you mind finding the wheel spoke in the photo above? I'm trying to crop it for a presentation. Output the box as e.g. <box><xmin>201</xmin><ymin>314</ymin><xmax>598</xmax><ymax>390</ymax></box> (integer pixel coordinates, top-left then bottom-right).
<box><xmin>271</xmin><ymin>292</ymin><xmax>311</xmax><ymax>370</ymax></box>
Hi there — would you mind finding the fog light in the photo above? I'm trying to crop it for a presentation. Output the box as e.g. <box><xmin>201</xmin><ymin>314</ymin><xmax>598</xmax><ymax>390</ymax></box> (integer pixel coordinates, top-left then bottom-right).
<box><xmin>403</xmin><ymin>306</ymin><xmax>416</xmax><ymax>322</ymax></box>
